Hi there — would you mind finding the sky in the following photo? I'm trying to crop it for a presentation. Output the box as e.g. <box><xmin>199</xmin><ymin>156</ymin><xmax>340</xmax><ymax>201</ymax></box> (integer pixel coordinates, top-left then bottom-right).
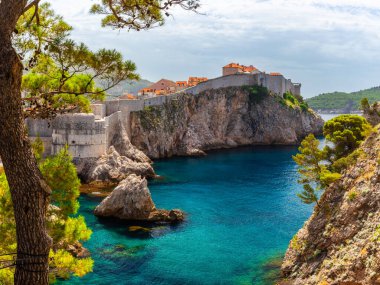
<box><xmin>49</xmin><ymin>0</ymin><xmax>380</xmax><ymax>98</ymax></box>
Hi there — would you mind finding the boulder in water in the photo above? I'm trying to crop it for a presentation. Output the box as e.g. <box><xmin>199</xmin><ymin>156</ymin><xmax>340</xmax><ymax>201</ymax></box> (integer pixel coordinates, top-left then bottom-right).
<box><xmin>94</xmin><ymin>174</ymin><xmax>184</xmax><ymax>223</ymax></box>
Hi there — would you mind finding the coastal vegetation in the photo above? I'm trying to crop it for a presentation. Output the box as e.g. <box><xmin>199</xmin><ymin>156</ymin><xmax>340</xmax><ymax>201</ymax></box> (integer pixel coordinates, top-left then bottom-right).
<box><xmin>281</xmin><ymin>109</ymin><xmax>380</xmax><ymax>285</ymax></box>
<box><xmin>0</xmin><ymin>145</ymin><xmax>92</xmax><ymax>284</ymax></box>
<box><xmin>293</xmin><ymin>114</ymin><xmax>372</xmax><ymax>205</ymax></box>
<box><xmin>281</xmin><ymin>91</ymin><xmax>309</xmax><ymax>111</ymax></box>
<box><xmin>306</xmin><ymin>86</ymin><xmax>380</xmax><ymax>113</ymax></box>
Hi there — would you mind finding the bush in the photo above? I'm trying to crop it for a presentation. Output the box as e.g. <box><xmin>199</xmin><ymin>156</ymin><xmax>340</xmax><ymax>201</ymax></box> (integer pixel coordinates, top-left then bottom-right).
<box><xmin>243</xmin><ymin>85</ymin><xmax>269</xmax><ymax>104</ymax></box>
<box><xmin>300</xmin><ymin>102</ymin><xmax>309</xmax><ymax>112</ymax></box>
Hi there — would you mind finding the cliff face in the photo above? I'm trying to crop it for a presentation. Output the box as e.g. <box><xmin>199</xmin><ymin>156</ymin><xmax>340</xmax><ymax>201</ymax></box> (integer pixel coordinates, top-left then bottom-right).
<box><xmin>130</xmin><ymin>87</ymin><xmax>324</xmax><ymax>159</ymax></box>
<box><xmin>281</xmin><ymin>128</ymin><xmax>380</xmax><ymax>285</ymax></box>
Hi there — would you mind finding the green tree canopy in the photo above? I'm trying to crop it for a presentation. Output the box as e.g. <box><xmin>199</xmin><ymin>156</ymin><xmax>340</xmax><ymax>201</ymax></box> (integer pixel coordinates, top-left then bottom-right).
<box><xmin>293</xmin><ymin>115</ymin><xmax>372</xmax><ymax>206</ymax></box>
<box><xmin>0</xmin><ymin>148</ymin><xmax>93</xmax><ymax>284</ymax></box>
<box><xmin>15</xmin><ymin>3</ymin><xmax>140</xmax><ymax>119</ymax></box>
<box><xmin>323</xmin><ymin>114</ymin><xmax>372</xmax><ymax>160</ymax></box>
<box><xmin>91</xmin><ymin>0</ymin><xmax>200</xmax><ymax>30</ymax></box>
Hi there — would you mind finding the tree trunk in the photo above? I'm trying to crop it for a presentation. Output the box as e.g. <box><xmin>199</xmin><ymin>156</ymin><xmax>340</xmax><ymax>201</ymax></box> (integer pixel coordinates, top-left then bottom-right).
<box><xmin>0</xmin><ymin>1</ymin><xmax>52</xmax><ymax>284</ymax></box>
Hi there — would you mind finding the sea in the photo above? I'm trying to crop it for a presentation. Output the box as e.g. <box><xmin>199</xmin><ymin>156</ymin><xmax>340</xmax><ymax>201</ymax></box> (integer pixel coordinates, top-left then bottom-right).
<box><xmin>60</xmin><ymin>113</ymin><xmax>339</xmax><ymax>285</ymax></box>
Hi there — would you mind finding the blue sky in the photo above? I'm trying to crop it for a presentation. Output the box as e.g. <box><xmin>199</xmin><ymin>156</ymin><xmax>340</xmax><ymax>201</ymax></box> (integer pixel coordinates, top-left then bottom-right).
<box><xmin>50</xmin><ymin>0</ymin><xmax>380</xmax><ymax>98</ymax></box>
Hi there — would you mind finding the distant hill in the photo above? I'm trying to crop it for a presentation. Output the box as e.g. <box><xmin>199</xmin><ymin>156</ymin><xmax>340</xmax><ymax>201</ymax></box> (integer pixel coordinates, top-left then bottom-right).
<box><xmin>306</xmin><ymin>86</ymin><xmax>380</xmax><ymax>113</ymax></box>
<box><xmin>105</xmin><ymin>79</ymin><xmax>153</xmax><ymax>99</ymax></box>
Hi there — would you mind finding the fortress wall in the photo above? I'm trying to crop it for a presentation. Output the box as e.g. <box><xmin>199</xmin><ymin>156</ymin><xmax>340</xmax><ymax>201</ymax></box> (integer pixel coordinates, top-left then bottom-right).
<box><xmin>24</xmin><ymin>73</ymin><xmax>302</xmax><ymax>160</ymax></box>
<box><xmin>117</xmin><ymin>100</ymin><xmax>145</xmax><ymax>136</ymax></box>
<box><xmin>91</xmin><ymin>104</ymin><xmax>106</xmax><ymax>119</ymax></box>
<box><xmin>185</xmin><ymin>74</ymin><xmax>258</xmax><ymax>95</ymax></box>
<box><xmin>104</xmin><ymin>111</ymin><xmax>122</xmax><ymax>149</ymax></box>
<box><xmin>26</xmin><ymin>118</ymin><xmax>54</xmax><ymax>157</ymax></box>
<box><xmin>294</xmin><ymin>84</ymin><xmax>301</xmax><ymax>96</ymax></box>
<box><xmin>105</xmin><ymin>100</ymin><xmax>120</xmax><ymax>116</ymax></box>
<box><xmin>29</xmin><ymin>136</ymin><xmax>53</xmax><ymax>157</ymax></box>
<box><xmin>26</xmin><ymin>118</ymin><xmax>53</xmax><ymax>137</ymax></box>
<box><xmin>267</xmin><ymin>75</ymin><xmax>285</xmax><ymax>96</ymax></box>
<box><xmin>51</xmin><ymin>114</ymin><xmax>107</xmax><ymax>158</ymax></box>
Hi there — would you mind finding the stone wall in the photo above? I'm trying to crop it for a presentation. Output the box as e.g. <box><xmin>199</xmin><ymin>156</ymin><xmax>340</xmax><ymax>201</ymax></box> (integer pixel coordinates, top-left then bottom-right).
<box><xmin>51</xmin><ymin>114</ymin><xmax>107</xmax><ymax>158</ymax></box>
<box><xmin>185</xmin><ymin>74</ymin><xmax>259</xmax><ymax>95</ymax></box>
<box><xmin>26</xmin><ymin>118</ymin><xmax>53</xmax><ymax>157</ymax></box>
<box><xmin>91</xmin><ymin>104</ymin><xmax>106</xmax><ymax>120</ymax></box>
<box><xmin>25</xmin><ymin>73</ymin><xmax>302</xmax><ymax>159</ymax></box>
<box><xmin>104</xmin><ymin>111</ymin><xmax>122</xmax><ymax>149</ymax></box>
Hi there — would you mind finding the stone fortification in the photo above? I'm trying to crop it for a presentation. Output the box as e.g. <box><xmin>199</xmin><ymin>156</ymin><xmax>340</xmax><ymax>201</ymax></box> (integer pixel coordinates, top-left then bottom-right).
<box><xmin>26</xmin><ymin>73</ymin><xmax>306</xmax><ymax>160</ymax></box>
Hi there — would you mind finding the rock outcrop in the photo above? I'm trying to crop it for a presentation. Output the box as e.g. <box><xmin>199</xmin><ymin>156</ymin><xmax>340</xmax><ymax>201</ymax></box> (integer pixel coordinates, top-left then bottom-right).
<box><xmin>363</xmin><ymin>102</ymin><xmax>380</xmax><ymax>127</ymax></box>
<box><xmin>94</xmin><ymin>174</ymin><xmax>184</xmax><ymax>223</ymax></box>
<box><xmin>130</xmin><ymin>86</ymin><xmax>324</xmax><ymax>159</ymax></box>
<box><xmin>79</xmin><ymin>146</ymin><xmax>155</xmax><ymax>184</ymax></box>
<box><xmin>109</xmin><ymin>117</ymin><xmax>152</xmax><ymax>163</ymax></box>
<box><xmin>280</xmin><ymin>128</ymin><xmax>380</xmax><ymax>285</ymax></box>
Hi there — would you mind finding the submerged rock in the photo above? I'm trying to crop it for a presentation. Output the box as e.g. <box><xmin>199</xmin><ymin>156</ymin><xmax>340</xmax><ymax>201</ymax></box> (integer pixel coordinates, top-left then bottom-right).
<box><xmin>94</xmin><ymin>174</ymin><xmax>184</xmax><ymax>223</ymax></box>
<box><xmin>79</xmin><ymin>146</ymin><xmax>155</xmax><ymax>184</ymax></box>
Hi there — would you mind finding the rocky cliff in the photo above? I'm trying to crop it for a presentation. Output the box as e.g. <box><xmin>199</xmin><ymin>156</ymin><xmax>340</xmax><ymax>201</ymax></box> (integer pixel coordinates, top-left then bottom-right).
<box><xmin>280</xmin><ymin>128</ymin><xmax>380</xmax><ymax>285</ymax></box>
<box><xmin>130</xmin><ymin>86</ymin><xmax>324</xmax><ymax>159</ymax></box>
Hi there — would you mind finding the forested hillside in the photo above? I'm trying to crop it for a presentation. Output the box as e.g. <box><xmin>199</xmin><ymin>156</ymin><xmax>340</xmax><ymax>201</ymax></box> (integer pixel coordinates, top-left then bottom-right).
<box><xmin>106</xmin><ymin>79</ymin><xmax>153</xmax><ymax>98</ymax></box>
<box><xmin>306</xmin><ymin>86</ymin><xmax>380</xmax><ymax>112</ymax></box>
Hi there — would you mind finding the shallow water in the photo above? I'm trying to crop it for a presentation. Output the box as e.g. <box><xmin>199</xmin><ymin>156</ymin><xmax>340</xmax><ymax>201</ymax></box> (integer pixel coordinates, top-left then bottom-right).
<box><xmin>61</xmin><ymin>146</ymin><xmax>313</xmax><ymax>285</ymax></box>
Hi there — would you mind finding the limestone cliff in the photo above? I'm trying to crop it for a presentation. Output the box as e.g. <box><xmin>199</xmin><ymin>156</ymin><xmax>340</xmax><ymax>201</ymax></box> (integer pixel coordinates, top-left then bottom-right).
<box><xmin>280</xmin><ymin>128</ymin><xmax>380</xmax><ymax>285</ymax></box>
<box><xmin>130</xmin><ymin>86</ymin><xmax>324</xmax><ymax>159</ymax></box>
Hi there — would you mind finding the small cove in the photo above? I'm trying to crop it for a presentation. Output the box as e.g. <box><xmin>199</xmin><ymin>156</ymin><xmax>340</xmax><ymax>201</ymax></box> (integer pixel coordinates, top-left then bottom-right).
<box><xmin>61</xmin><ymin>145</ymin><xmax>313</xmax><ymax>285</ymax></box>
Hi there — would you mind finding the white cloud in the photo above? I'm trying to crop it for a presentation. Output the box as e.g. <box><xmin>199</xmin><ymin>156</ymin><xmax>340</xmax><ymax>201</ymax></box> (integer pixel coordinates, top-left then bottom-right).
<box><xmin>47</xmin><ymin>0</ymin><xmax>380</xmax><ymax>96</ymax></box>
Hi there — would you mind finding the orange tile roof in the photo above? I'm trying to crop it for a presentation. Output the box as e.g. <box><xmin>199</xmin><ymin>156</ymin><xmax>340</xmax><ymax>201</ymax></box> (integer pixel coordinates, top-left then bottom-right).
<box><xmin>119</xmin><ymin>93</ymin><xmax>136</xmax><ymax>100</ymax></box>
<box><xmin>224</xmin><ymin>63</ymin><xmax>258</xmax><ymax>73</ymax></box>
<box><xmin>270</xmin><ymin>72</ymin><xmax>282</xmax><ymax>76</ymax></box>
<box><xmin>176</xmin><ymin>81</ymin><xmax>188</xmax><ymax>87</ymax></box>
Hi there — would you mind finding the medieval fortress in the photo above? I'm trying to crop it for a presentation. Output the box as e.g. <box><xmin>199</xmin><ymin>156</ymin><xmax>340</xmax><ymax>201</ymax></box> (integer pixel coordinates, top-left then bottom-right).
<box><xmin>27</xmin><ymin>63</ymin><xmax>302</xmax><ymax>159</ymax></box>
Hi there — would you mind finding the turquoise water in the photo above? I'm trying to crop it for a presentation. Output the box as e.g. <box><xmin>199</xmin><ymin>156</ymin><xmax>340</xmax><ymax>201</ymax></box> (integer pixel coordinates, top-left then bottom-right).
<box><xmin>62</xmin><ymin>146</ymin><xmax>313</xmax><ymax>285</ymax></box>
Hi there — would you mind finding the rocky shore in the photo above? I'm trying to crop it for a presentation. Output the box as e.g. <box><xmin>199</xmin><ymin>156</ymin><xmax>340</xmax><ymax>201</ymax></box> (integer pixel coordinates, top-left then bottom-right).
<box><xmin>77</xmin><ymin>140</ymin><xmax>183</xmax><ymax>223</ymax></box>
<box><xmin>130</xmin><ymin>86</ymin><xmax>324</xmax><ymax>159</ymax></box>
<box><xmin>279</xmin><ymin>127</ymin><xmax>380</xmax><ymax>285</ymax></box>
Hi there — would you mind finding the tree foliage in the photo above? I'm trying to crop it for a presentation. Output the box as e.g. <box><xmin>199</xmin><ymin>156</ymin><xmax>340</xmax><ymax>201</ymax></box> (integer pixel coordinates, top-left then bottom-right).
<box><xmin>40</xmin><ymin>146</ymin><xmax>80</xmax><ymax>217</ymax></box>
<box><xmin>323</xmin><ymin>114</ymin><xmax>372</xmax><ymax>160</ymax></box>
<box><xmin>15</xmin><ymin>3</ymin><xmax>139</xmax><ymax>119</ymax></box>
<box><xmin>90</xmin><ymin>0</ymin><xmax>200</xmax><ymax>30</ymax></box>
<box><xmin>0</xmin><ymin>148</ymin><xmax>93</xmax><ymax>284</ymax></box>
<box><xmin>293</xmin><ymin>115</ymin><xmax>372</xmax><ymax>206</ymax></box>
<box><xmin>306</xmin><ymin>86</ymin><xmax>380</xmax><ymax>112</ymax></box>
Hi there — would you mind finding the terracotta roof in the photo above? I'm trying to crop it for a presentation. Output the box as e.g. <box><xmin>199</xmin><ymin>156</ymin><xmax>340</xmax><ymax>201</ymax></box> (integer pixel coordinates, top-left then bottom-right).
<box><xmin>148</xmin><ymin>79</ymin><xmax>177</xmax><ymax>90</ymax></box>
<box><xmin>176</xmin><ymin>81</ymin><xmax>188</xmax><ymax>87</ymax></box>
<box><xmin>188</xmin><ymin>77</ymin><xmax>208</xmax><ymax>86</ymax></box>
<box><xmin>224</xmin><ymin>63</ymin><xmax>241</xmax><ymax>68</ymax></box>
<box><xmin>224</xmin><ymin>63</ymin><xmax>258</xmax><ymax>72</ymax></box>
<box><xmin>270</xmin><ymin>72</ymin><xmax>282</xmax><ymax>76</ymax></box>
<box><xmin>119</xmin><ymin>93</ymin><xmax>136</xmax><ymax>100</ymax></box>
